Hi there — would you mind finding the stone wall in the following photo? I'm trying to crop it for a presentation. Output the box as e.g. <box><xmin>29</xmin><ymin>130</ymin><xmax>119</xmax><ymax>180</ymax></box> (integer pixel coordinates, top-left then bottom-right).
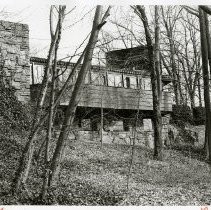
<box><xmin>0</xmin><ymin>20</ymin><xmax>30</xmax><ymax>103</ymax></box>
<box><xmin>65</xmin><ymin>115</ymin><xmax>171</xmax><ymax>149</ymax></box>
<box><xmin>76</xmin><ymin>130</ymin><xmax>155</xmax><ymax>148</ymax></box>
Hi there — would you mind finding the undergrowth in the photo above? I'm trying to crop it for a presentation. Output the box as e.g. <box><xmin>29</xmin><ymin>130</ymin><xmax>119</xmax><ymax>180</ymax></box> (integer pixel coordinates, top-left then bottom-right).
<box><xmin>1</xmin><ymin>136</ymin><xmax>211</xmax><ymax>205</ymax></box>
<box><xmin>0</xmin><ymin>81</ymin><xmax>32</xmax><ymax>137</ymax></box>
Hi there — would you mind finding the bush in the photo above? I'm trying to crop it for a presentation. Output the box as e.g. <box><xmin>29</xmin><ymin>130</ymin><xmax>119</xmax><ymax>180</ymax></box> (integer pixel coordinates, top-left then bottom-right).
<box><xmin>0</xmin><ymin>81</ymin><xmax>32</xmax><ymax>135</ymax></box>
<box><xmin>170</xmin><ymin>105</ymin><xmax>193</xmax><ymax>126</ymax></box>
<box><xmin>193</xmin><ymin>106</ymin><xmax>205</xmax><ymax>125</ymax></box>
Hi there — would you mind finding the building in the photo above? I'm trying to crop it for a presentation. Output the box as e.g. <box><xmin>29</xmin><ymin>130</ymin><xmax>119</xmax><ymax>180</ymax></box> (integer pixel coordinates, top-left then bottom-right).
<box><xmin>30</xmin><ymin>46</ymin><xmax>172</xmax><ymax>148</ymax></box>
<box><xmin>0</xmin><ymin>19</ymin><xmax>172</xmax><ymax>148</ymax></box>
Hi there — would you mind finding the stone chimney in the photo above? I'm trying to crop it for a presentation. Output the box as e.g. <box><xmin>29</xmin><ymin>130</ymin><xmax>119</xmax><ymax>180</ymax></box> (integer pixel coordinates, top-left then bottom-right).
<box><xmin>0</xmin><ymin>20</ymin><xmax>30</xmax><ymax>103</ymax></box>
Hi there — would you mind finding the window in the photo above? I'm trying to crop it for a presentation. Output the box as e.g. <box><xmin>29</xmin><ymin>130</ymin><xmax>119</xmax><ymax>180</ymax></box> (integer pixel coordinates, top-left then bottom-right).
<box><xmin>58</xmin><ymin>67</ymin><xmax>74</xmax><ymax>84</ymax></box>
<box><xmin>32</xmin><ymin>64</ymin><xmax>44</xmax><ymax>84</ymax></box>
<box><xmin>69</xmin><ymin>70</ymin><xmax>78</xmax><ymax>84</ymax></box>
<box><xmin>61</xmin><ymin>67</ymin><xmax>71</xmax><ymax>83</ymax></box>
<box><xmin>103</xmin><ymin>75</ymin><xmax>107</xmax><ymax>86</ymax></box>
<box><xmin>138</xmin><ymin>77</ymin><xmax>142</xmax><ymax>89</ymax></box>
<box><xmin>143</xmin><ymin>119</ymin><xmax>153</xmax><ymax>131</ymax></box>
<box><xmin>107</xmin><ymin>73</ymin><xmax>123</xmax><ymax>87</ymax></box>
<box><xmin>91</xmin><ymin>72</ymin><xmax>99</xmax><ymax>84</ymax></box>
<box><xmin>91</xmin><ymin>71</ymin><xmax>104</xmax><ymax>85</ymax></box>
<box><xmin>30</xmin><ymin>63</ymin><xmax>33</xmax><ymax>84</ymax></box>
<box><xmin>114</xmin><ymin>74</ymin><xmax>123</xmax><ymax>87</ymax></box>
<box><xmin>123</xmin><ymin>75</ymin><xmax>137</xmax><ymax>89</ymax></box>
<box><xmin>107</xmin><ymin>73</ymin><xmax>115</xmax><ymax>86</ymax></box>
<box><xmin>130</xmin><ymin>76</ymin><xmax>137</xmax><ymax>89</ymax></box>
<box><xmin>125</xmin><ymin>77</ymin><xmax>130</xmax><ymax>88</ymax></box>
<box><xmin>142</xmin><ymin>78</ymin><xmax>151</xmax><ymax>90</ymax></box>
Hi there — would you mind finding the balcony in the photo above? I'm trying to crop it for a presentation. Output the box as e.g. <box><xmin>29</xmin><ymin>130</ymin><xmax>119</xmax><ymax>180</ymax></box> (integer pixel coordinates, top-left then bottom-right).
<box><xmin>60</xmin><ymin>84</ymin><xmax>172</xmax><ymax>112</ymax></box>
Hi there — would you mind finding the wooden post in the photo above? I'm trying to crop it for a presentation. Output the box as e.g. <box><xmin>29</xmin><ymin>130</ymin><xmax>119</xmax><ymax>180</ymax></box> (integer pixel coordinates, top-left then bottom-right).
<box><xmin>100</xmin><ymin>69</ymin><xmax>104</xmax><ymax>148</ymax></box>
<box><xmin>31</xmin><ymin>62</ymin><xmax>35</xmax><ymax>85</ymax></box>
<box><xmin>100</xmin><ymin>100</ymin><xmax>103</xmax><ymax>147</ymax></box>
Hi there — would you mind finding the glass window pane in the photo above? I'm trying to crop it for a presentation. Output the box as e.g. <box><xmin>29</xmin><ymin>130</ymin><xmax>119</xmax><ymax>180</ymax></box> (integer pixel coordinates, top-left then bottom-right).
<box><xmin>130</xmin><ymin>76</ymin><xmax>137</xmax><ymax>89</ymax></box>
<box><xmin>33</xmin><ymin>64</ymin><xmax>44</xmax><ymax>84</ymax></box>
<box><xmin>99</xmin><ymin>74</ymin><xmax>105</xmax><ymax>85</ymax></box>
<box><xmin>91</xmin><ymin>72</ymin><xmax>101</xmax><ymax>85</ymax></box>
<box><xmin>114</xmin><ymin>74</ymin><xmax>122</xmax><ymax>87</ymax></box>
<box><xmin>107</xmin><ymin>73</ymin><xmax>115</xmax><ymax>86</ymax></box>
<box><xmin>143</xmin><ymin>78</ymin><xmax>151</xmax><ymax>90</ymax></box>
<box><xmin>62</xmin><ymin>67</ymin><xmax>70</xmax><ymax>82</ymax></box>
<box><xmin>123</xmin><ymin>75</ymin><xmax>137</xmax><ymax>89</ymax></box>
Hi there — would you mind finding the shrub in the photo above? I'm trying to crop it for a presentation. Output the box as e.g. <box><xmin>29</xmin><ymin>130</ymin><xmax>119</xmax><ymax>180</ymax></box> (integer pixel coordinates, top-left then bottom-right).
<box><xmin>170</xmin><ymin>105</ymin><xmax>193</xmax><ymax>126</ymax></box>
<box><xmin>0</xmin><ymin>81</ymin><xmax>32</xmax><ymax>136</ymax></box>
<box><xmin>193</xmin><ymin>106</ymin><xmax>205</xmax><ymax>125</ymax></box>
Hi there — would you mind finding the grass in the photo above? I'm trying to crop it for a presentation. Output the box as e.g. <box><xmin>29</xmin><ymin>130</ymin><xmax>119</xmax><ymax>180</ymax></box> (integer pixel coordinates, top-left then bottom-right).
<box><xmin>0</xmin><ymin>134</ymin><xmax>211</xmax><ymax>205</ymax></box>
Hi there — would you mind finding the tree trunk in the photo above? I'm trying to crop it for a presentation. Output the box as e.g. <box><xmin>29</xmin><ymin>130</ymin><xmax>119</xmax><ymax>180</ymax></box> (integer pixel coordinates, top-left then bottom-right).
<box><xmin>154</xmin><ymin>6</ymin><xmax>163</xmax><ymax>160</ymax></box>
<box><xmin>49</xmin><ymin>6</ymin><xmax>105</xmax><ymax>186</ymax></box>
<box><xmin>199</xmin><ymin>7</ymin><xmax>211</xmax><ymax>162</ymax></box>
<box><xmin>161</xmin><ymin>6</ymin><xmax>180</xmax><ymax>105</ymax></box>
<box><xmin>197</xmin><ymin>73</ymin><xmax>203</xmax><ymax>107</ymax></box>
<box><xmin>136</xmin><ymin>5</ymin><xmax>163</xmax><ymax>160</ymax></box>
<box><xmin>41</xmin><ymin>6</ymin><xmax>64</xmax><ymax>199</ymax></box>
<box><xmin>12</xmin><ymin>7</ymin><xmax>65</xmax><ymax>193</ymax></box>
<box><xmin>189</xmin><ymin>92</ymin><xmax>196</xmax><ymax>111</ymax></box>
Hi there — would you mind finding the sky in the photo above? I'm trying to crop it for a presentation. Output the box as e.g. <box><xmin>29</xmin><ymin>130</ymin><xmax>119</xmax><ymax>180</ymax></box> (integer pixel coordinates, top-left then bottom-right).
<box><xmin>0</xmin><ymin>4</ymin><xmax>144</xmax><ymax>64</ymax></box>
<box><xmin>0</xmin><ymin>4</ymin><xmax>96</xmax><ymax>60</ymax></box>
<box><xmin>0</xmin><ymin>2</ymin><xmax>204</xmax><ymax>64</ymax></box>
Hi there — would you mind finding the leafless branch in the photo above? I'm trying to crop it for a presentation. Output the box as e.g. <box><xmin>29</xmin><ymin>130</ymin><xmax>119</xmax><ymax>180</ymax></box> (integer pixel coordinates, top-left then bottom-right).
<box><xmin>183</xmin><ymin>6</ymin><xmax>199</xmax><ymax>17</ymax></box>
<box><xmin>65</xmin><ymin>6</ymin><xmax>76</xmax><ymax>16</ymax></box>
<box><xmin>200</xmin><ymin>5</ymin><xmax>211</xmax><ymax>16</ymax></box>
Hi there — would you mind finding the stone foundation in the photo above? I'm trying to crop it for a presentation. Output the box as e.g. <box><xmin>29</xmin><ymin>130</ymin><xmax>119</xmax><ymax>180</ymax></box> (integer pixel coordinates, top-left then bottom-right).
<box><xmin>65</xmin><ymin>115</ymin><xmax>171</xmax><ymax>149</ymax></box>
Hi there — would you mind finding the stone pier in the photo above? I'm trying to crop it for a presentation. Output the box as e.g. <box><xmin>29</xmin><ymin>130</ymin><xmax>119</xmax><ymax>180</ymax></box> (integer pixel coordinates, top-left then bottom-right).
<box><xmin>0</xmin><ymin>20</ymin><xmax>30</xmax><ymax>103</ymax></box>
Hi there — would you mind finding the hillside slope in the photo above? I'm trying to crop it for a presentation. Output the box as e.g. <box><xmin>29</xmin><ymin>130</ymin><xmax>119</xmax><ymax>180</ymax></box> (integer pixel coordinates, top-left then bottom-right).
<box><xmin>0</xmin><ymin>135</ymin><xmax>211</xmax><ymax>205</ymax></box>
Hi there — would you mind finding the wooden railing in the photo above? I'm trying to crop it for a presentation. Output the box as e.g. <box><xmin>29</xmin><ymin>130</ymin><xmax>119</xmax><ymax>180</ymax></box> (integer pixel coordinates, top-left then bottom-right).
<box><xmin>60</xmin><ymin>84</ymin><xmax>172</xmax><ymax>112</ymax></box>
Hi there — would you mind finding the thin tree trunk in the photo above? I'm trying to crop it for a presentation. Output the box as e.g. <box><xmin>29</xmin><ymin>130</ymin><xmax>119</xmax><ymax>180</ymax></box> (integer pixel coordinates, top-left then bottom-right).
<box><xmin>25</xmin><ymin>46</ymin><xmax>87</xmax><ymax>165</ymax></box>
<box><xmin>197</xmin><ymin>73</ymin><xmax>203</xmax><ymax>107</ymax></box>
<box><xmin>12</xmin><ymin>7</ymin><xmax>64</xmax><ymax>193</ymax></box>
<box><xmin>41</xmin><ymin>6</ymin><xmax>64</xmax><ymax>199</ymax></box>
<box><xmin>49</xmin><ymin>6</ymin><xmax>109</xmax><ymax>186</ymax></box>
<box><xmin>126</xmin><ymin>88</ymin><xmax>142</xmax><ymax>197</ymax></box>
<box><xmin>154</xmin><ymin>6</ymin><xmax>163</xmax><ymax>160</ymax></box>
<box><xmin>177</xmin><ymin>71</ymin><xmax>184</xmax><ymax>105</ymax></box>
<box><xmin>161</xmin><ymin>6</ymin><xmax>180</xmax><ymax>105</ymax></box>
<box><xmin>136</xmin><ymin>5</ymin><xmax>163</xmax><ymax>160</ymax></box>
<box><xmin>190</xmin><ymin>92</ymin><xmax>196</xmax><ymax>111</ymax></box>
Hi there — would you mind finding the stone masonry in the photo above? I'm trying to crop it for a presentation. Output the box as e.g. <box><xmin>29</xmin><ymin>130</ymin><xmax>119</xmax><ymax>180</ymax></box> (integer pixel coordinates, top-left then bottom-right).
<box><xmin>64</xmin><ymin>116</ymin><xmax>171</xmax><ymax>149</ymax></box>
<box><xmin>0</xmin><ymin>20</ymin><xmax>30</xmax><ymax>103</ymax></box>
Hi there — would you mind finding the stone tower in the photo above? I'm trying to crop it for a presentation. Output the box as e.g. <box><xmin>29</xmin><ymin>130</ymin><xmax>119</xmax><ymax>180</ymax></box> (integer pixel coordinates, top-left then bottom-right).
<box><xmin>0</xmin><ymin>20</ymin><xmax>30</xmax><ymax>103</ymax></box>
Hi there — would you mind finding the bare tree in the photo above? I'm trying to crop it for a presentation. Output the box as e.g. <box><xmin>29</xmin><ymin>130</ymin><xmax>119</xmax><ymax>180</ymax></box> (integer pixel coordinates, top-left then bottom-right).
<box><xmin>134</xmin><ymin>5</ymin><xmax>163</xmax><ymax>160</ymax></box>
<box><xmin>184</xmin><ymin>5</ymin><xmax>211</xmax><ymax>161</ymax></box>
<box><xmin>49</xmin><ymin>5</ymin><xmax>111</xmax><ymax>186</ymax></box>
<box><xmin>12</xmin><ymin>5</ymin><xmax>66</xmax><ymax>193</ymax></box>
<box><xmin>175</xmin><ymin>13</ymin><xmax>201</xmax><ymax>111</ymax></box>
<box><xmin>41</xmin><ymin>6</ymin><xmax>66</xmax><ymax>199</ymax></box>
<box><xmin>160</xmin><ymin>6</ymin><xmax>182</xmax><ymax>105</ymax></box>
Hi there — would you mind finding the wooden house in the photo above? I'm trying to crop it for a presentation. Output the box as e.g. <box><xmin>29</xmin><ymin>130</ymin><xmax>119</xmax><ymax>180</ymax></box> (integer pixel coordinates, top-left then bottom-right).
<box><xmin>30</xmin><ymin>46</ymin><xmax>172</xmax><ymax>148</ymax></box>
